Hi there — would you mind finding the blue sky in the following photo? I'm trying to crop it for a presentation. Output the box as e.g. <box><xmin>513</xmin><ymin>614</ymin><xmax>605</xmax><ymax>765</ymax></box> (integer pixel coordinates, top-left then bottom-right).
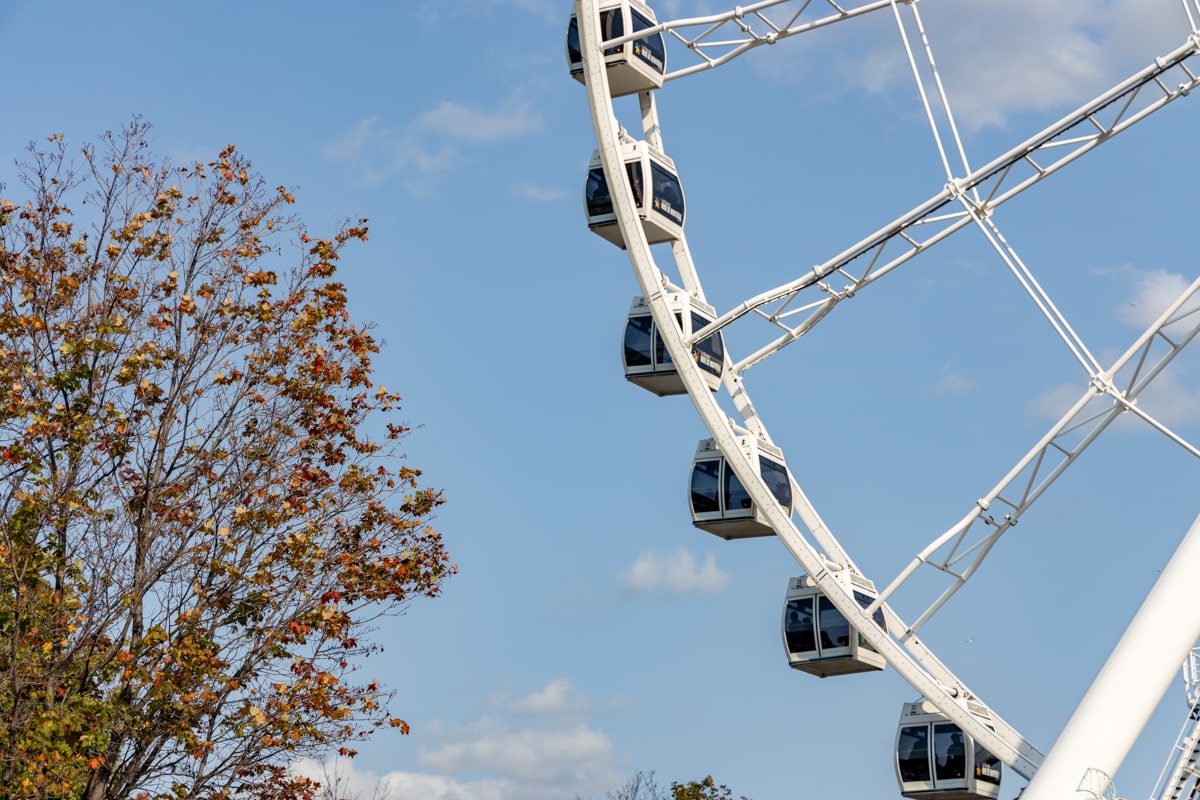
<box><xmin>3</xmin><ymin>2</ymin><xmax>1200</xmax><ymax>799</ymax></box>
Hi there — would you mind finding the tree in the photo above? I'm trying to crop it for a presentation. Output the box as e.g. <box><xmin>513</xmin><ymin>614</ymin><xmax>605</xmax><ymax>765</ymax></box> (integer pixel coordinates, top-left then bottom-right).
<box><xmin>668</xmin><ymin>776</ymin><xmax>749</xmax><ymax>800</ymax></box>
<box><xmin>579</xmin><ymin>772</ymin><xmax>750</xmax><ymax>800</ymax></box>
<box><xmin>602</xmin><ymin>770</ymin><xmax>666</xmax><ymax>800</ymax></box>
<box><xmin>309</xmin><ymin>759</ymin><xmax>391</xmax><ymax>800</ymax></box>
<box><xmin>0</xmin><ymin>120</ymin><xmax>453</xmax><ymax>800</ymax></box>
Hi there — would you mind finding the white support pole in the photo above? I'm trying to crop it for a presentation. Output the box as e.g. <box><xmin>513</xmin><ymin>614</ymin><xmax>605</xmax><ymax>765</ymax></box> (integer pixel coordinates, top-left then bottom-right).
<box><xmin>1021</xmin><ymin>512</ymin><xmax>1200</xmax><ymax>800</ymax></box>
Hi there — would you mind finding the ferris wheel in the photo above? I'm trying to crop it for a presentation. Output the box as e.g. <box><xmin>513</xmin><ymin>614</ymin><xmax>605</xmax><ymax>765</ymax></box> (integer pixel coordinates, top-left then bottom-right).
<box><xmin>568</xmin><ymin>1</ymin><xmax>1200</xmax><ymax>799</ymax></box>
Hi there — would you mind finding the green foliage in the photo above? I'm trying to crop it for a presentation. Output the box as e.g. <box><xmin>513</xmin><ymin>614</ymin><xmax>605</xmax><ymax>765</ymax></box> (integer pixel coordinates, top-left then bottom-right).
<box><xmin>0</xmin><ymin>121</ymin><xmax>453</xmax><ymax>800</ymax></box>
<box><xmin>579</xmin><ymin>771</ymin><xmax>750</xmax><ymax>800</ymax></box>
<box><xmin>669</xmin><ymin>776</ymin><xmax>749</xmax><ymax>800</ymax></box>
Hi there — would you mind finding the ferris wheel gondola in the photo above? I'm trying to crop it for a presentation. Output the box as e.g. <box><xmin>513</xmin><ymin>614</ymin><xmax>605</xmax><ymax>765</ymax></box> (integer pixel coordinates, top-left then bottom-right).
<box><xmin>623</xmin><ymin>293</ymin><xmax>724</xmax><ymax>395</ymax></box>
<box><xmin>584</xmin><ymin>141</ymin><xmax>684</xmax><ymax>248</ymax></box>
<box><xmin>566</xmin><ymin>0</ymin><xmax>666</xmax><ymax>97</ymax></box>
<box><xmin>782</xmin><ymin>574</ymin><xmax>887</xmax><ymax>677</ymax></box>
<box><xmin>689</xmin><ymin>436</ymin><xmax>792</xmax><ymax>539</ymax></box>
<box><xmin>896</xmin><ymin>701</ymin><xmax>1003</xmax><ymax>800</ymax></box>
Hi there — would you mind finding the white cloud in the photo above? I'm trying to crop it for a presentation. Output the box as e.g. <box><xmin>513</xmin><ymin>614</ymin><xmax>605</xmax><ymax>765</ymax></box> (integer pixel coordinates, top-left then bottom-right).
<box><xmin>324</xmin><ymin>117</ymin><xmax>382</xmax><ymax>160</ymax></box>
<box><xmin>419</xmin><ymin>719</ymin><xmax>616</xmax><ymax>785</ymax></box>
<box><xmin>293</xmin><ymin>681</ymin><xmax>628</xmax><ymax>800</ymax></box>
<box><xmin>412</xmin><ymin>100</ymin><xmax>541</xmax><ymax>144</ymax></box>
<box><xmin>324</xmin><ymin>97</ymin><xmax>542</xmax><ymax>189</ymax></box>
<box><xmin>746</xmin><ymin>0</ymin><xmax>1188</xmax><ymax>131</ymax></box>
<box><xmin>935</xmin><ymin>365</ymin><xmax>976</xmax><ymax>395</ymax></box>
<box><xmin>513</xmin><ymin>182</ymin><xmax>566</xmax><ymax>203</ymax></box>
<box><xmin>499</xmin><ymin>0</ymin><xmax>559</xmax><ymax>24</ymax></box>
<box><xmin>1028</xmin><ymin>379</ymin><xmax>1085</xmax><ymax>422</ymax></box>
<box><xmin>907</xmin><ymin>1</ymin><xmax>1108</xmax><ymax>131</ymax></box>
<box><xmin>322</xmin><ymin>116</ymin><xmax>459</xmax><ymax>187</ymax></box>
<box><xmin>1028</xmin><ymin>264</ymin><xmax>1200</xmax><ymax>430</ymax></box>
<box><xmin>294</xmin><ymin>756</ymin><xmax>508</xmax><ymax>800</ymax></box>
<box><xmin>415</xmin><ymin>0</ymin><xmax>559</xmax><ymax>28</ymax></box>
<box><xmin>509</xmin><ymin>678</ymin><xmax>590</xmax><ymax>715</ymax></box>
<box><xmin>1114</xmin><ymin>267</ymin><xmax>1200</xmax><ymax>333</ymax></box>
<box><xmin>383</xmin><ymin>772</ymin><xmax>505</xmax><ymax>800</ymax></box>
<box><xmin>1108</xmin><ymin>266</ymin><xmax>1200</xmax><ymax>424</ymax></box>
<box><xmin>654</xmin><ymin>0</ymin><xmax>723</xmax><ymax>19</ymax></box>
<box><xmin>1127</xmin><ymin>368</ymin><xmax>1200</xmax><ymax>428</ymax></box>
<box><xmin>623</xmin><ymin>548</ymin><xmax>731</xmax><ymax>594</ymax></box>
<box><xmin>1030</xmin><ymin>367</ymin><xmax>1200</xmax><ymax>431</ymax></box>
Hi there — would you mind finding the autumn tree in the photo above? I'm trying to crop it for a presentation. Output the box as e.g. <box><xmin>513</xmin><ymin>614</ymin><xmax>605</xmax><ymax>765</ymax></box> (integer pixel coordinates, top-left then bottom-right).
<box><xmin>0</xmin><ymin>120</ymin><xmax>453</xmax><ymax>800</ymax></box>
<box><xmin>580</xmin><ymin>770</ymin><xmax>665</xmax><ymax>800</ymax></box>
<box><xmin>309</xmin><ymin>759</ymin><xmax>391</xmax><ymax>800</ymax></box>
<box><xmin>668</xmin><ymin>775</ymin><xmax>749</xmax><ymax>800</ymax></box>
<box><xmin>580</xmin><ymin>771</ymin><xmax>750</xmax><ymax>800</ymax></box>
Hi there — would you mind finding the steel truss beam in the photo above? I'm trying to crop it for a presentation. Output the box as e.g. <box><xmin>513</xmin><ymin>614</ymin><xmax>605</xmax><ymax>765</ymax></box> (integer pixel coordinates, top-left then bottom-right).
<box><xmin>684</xmin><ymin>34</ymin><xmax>1200</xmax><ymax>372</ymax></box>
<box><xmin>873</xmin><ymin>276</ymin><xmax>1200</xmax><ymax>633</ymax></box>
<box><xmin>575</xmin><ymin>0</ymin><xmax>1200</xmax><ymax>786</ymax></box>
<box><xmin>598</xmin><ymin>0</ymin><xmax>895</xmax><ymax>81</ymax></box>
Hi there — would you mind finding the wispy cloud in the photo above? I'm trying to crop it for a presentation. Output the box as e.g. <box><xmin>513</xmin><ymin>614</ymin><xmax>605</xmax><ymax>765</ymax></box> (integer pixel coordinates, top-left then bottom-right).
<box><xmin>1110</xmin><ymin>266</ymin><xmax>1200</xmax><ymax>429</ymax></box>
<box><xmin>300</xmin><ymin>730</ymin><xmax>618</xmax><ymax>800</ymax></box>
<box><xmin>324</xmin><ymin>97</ymin><xmax>542</xmax><ymax>190</ymax></box>
<box><xmin>416</xmin><ymin>0</ymin><xmax>560</xmax><ymax>28</ymax></box>
<box><xmin>499</xmin><ymin>0</ymin><xmax>560</xmax><ymax>24</ymax></box>
<box><xmin>295</xmin><ymin>722</ymin><xmax>620</xmax><ymax>800</ymax></box>
<box><xmin>1113</xmin><ymin>266</ymin><xmax>1200</xmax><ymax>334</ymax></box>
<box><xmin>418</xmin><ymin>719</ymin><xmax>616</xmax><ymax>786</ymax></box>
<box><xmin>513</xmin><ymin>182</ymin><xmax>566</xmax><ymax>203</ymax></box>
<box><xmin>294</xmin><ymin>680</ymin><xmax>628</xmax><ymax>800</ymax></box>
<box><xmin>931</xmin><ymin>0</ymin><xmax>1185</xmax><ymax>130</ymax></box>
<box><xmin>746</xmin><ymin>0</ymin><xmax>1188</xmax><ymax>132</ymax></box>
<box><xmin>622</xmin><ymin>548</ymin><xmax>731</xmax><ymax>594</ymax></box>
<box><xmin>1125</xmin><ymin>368</ymin><xmax>1200</xmax><ymax>429</ymax></box>
<box><xmin>1028</xmin><ymin>379</ymin><xmax>1089</xmax><ymax>422</ymax></box>
<box><xmin>412</xmin><ymin>100</ymin><xmax>541</xmax><ymax>144</ymax></box>
<box><xmin>1031</xmin><ymin>367</ymin><xmax>1200</xmax><ymax>431</ymax></box>
<box><xmin>935</xmin><ymin>365</ymin><xmax>976</xmax><ymax>395</ymax></box>
<box><xmin>294</xmin><ymin>755</ymin><xmax>506</xmax><ymax>800</ymax></box>
<box><xmin>654</xmin><ymin>0</ymin><xmax>723</xmax><ymax>19</ymax></box>
<box><xmin>509</xmin><ymin>678</ymin><xmax>591</xmax><ymax>715</ymax></box>
<box><xmin>324</xmin><ymin>117</ymin><xmax>383</xmax><ymax>161</ymax></box>
<box><xmin>1030</xmin><ymin>264</ymin><xmax>1200</xmax><ymax>429</ymax></box>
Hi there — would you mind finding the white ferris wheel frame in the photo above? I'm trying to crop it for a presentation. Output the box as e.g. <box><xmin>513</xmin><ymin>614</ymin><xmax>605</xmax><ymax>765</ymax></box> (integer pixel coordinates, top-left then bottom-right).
<box><xmin>573</xmin><ymin>0</ymin><xmax>1200</xmax><ymax>795</ymax></box>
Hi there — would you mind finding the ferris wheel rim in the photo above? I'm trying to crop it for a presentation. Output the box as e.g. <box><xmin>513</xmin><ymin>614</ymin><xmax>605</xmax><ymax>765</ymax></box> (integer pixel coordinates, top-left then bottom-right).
<box><xmin>572</xmin><ymin>0</ymin><xmax>1045</xmax><ymax>779</ymax></box>
<box><xmin>572</xmin><ymin>0</ymin><xmax>1200</xmax><ymax>792</ymax></box>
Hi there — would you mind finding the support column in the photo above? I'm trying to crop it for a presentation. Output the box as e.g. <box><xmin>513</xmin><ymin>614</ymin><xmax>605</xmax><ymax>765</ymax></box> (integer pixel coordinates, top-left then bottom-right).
<box><xmin>1022</xmin><ymin>511</ymin><xmax>1200</xmax><ymax>800</ymax></box>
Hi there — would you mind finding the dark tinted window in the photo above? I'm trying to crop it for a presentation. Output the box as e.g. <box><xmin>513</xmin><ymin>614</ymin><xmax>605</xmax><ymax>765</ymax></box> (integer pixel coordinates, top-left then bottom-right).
<box><xmin>724</xmin><ymin>463</ymin><xmax>751</xmax><ymax>512</ymax></box>
<box><xmin>690</xmin><ymin>460</ymin><xmax>721</xmax><ymax>514</ymax></box>
<box><xmin>630</xmin><ymin>9</ymin><xmax>666</xmax><ymax>73</ymax></box>
<box><xmin>566</xmin><ymin>16</ymin><xmax>582</xmax><ymax>67</ymax></box>
<box><xmin>586</xmin><ymin>167</ymin><xmax>612</xmax><ymax>218</ymax></box>
<box><xmin>588</xmin><ymin>161</ymin><xmax>645</xmax><ymax>218</ymax></box>
<box><xmin>649</xmin><ymin>162</ymin><xmax>683</xmax><ymax>225</ymax></box>
<box><xmin>627</xmin><ymin>161</ymin><xmax>644</xmax><ymax>209</ymax></box>
<box><xmin>818</xmin><ymin>595</ymin><xmax>849</xmax><ymax>649</ymax></box>
<box><xmin>934</xmin><ymin>724</ymin><xmax>967</xmax><ymax>781</ymax></box>
<box><xmin>653</xmin><ymin>313</ymin><xmax>679</xmax><ymax>368</ymax></box>
<box><xmin>623</xmin><ymin>315</ymin><xmax>653</xmax><ymax>368</ymax></box>
<box><xmin>600</xmin><ymin>9</ymin><xmax>624</xmax><ymax>56</ymax></box>
<box><xmin>853</xmin><ymin>590</ymin><xmax>885</xmax><ymax>652</ymax></box>
<box><xmin>897</xmin><ymin>725</ymin><xmax>932</xmax><ymax>782</ymax></box>
<box><xmin>691</xmin><ymin>312</ymin><xmax>724</xmax><ymax>378</ymax></box>
<box><xmin>759</xmin><ymin>456</ymin><xmax>791</xmax><ymax>509</ymax></box>
<box><xmin>784</xmin><ymin>597</ymin><xmax>816</xmax><ymax>654</ymax></box>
